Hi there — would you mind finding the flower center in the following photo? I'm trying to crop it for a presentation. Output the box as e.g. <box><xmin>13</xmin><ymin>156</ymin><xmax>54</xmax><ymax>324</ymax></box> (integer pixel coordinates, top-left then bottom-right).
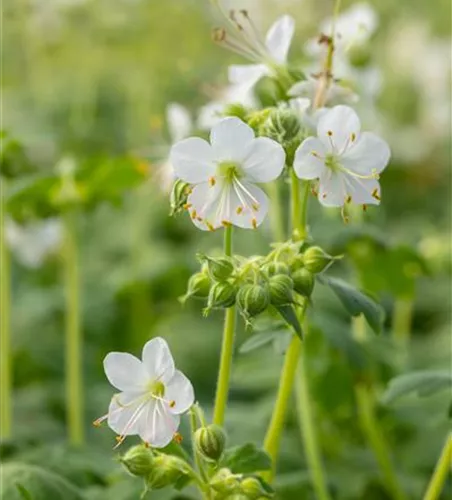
<box><xmin>148</xmin><ymin>380</ymin><xmax>165</xmax><ymax>397</ymax></box>
<box><xmin>217</xmin><ymin>161</ymin><xmax>243</xmax><ymax>182</ymax></box>
<box><xmin>324</xmin><ymin>153</ymin><xmax>341</xmax><ymax>172</ymax></box>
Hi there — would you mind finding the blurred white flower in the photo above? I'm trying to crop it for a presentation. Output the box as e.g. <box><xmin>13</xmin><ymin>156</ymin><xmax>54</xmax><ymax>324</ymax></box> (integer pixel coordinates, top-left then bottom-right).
<box><xmin>6</xmin><ymin>219</ymin><xmax>62</xmax><ymax>268</ymax></box>
<box><xmin>170</xmin><ymin>117</ymin><xmax>285</xmax><ymax>231</ymax></box>
<box><xmin>294</xmin><ymin>105</ymin><xmax>390</xmax><ymax>207</ymax></box>
<box><xmin>95</xmin><ymin>337</ymin><xmax>194</xmax><ymax>448</ymax></box>
<box><xmin>289</xmin><ymin>77</ymin><xmax>358</xmax><ymax>107</ymax></box>
<box><xmin>215</xmin><ymin>13</ymin><xmax>295</xmax><ymax>89</ymax></box>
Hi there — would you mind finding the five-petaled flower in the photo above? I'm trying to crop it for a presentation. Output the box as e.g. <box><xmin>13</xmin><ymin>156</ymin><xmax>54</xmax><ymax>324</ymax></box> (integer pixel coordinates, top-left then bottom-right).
<box><xmin>94</xmin><ymin>337</ymin><xmax>194</xmax><ymax>448</ymax></box>
<box><xmin>170</xmin><ymin>117</ymin><xmax>285</xmax><ymax>231</ymax></box>
<box><xmin>214</xmin><ymin>12</ymin><xmax>295</xmax><ymax>90</ymax></box>
<box><xmin>293</xmin><ymin>105</ymin><xmax>390</xmax><ymax>207</ymax></box>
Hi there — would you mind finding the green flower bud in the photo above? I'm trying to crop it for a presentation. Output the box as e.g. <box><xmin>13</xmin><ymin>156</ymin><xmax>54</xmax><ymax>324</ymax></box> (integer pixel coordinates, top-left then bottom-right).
<box><xmin>263</xmin><ymin>108</ymin><xmax>301</xmax><ymax>144</ymax></box>
<box><xmin>210</xmin><ymin>468</ymin><xmax>240</xmax><ymax>496</ymax></box>
<box><xmin>180</xmin><ymin>271</ymin><xmax>211</xmax><ymax>303</ymax></box>
<box><xmin>262</xmin><ymin>261</ymin><xmax>290</xmax><ymax>277</ymax></box>
<box><xmin>194</xmin><ymin>424</ymin><xmax>227</xmax><ymax>461</ymax></box>
<box><xmin>236</xmin><ymin>283</ymin><xmax>270</xmax><ymax>319</ymax></box>
<box><xmin>204</xmin><ymin>281</ymin><xmax>237</xmax><ymax>314</ymax></box>
<box><xmin>120</xmin><ymin>445</ymin><xmax>154</xmax><ymax>478</ymax></box>
<box><xmin>170</xmin><ymin>179</ymin><xmax>191</xmax><ymax>216</ymax></box>
<box><xmin>268</xmin><ymin>274</ymin><xmax>294</xmax><ymax>306</ymax></box>
<box><xmin>303</xmin><ymin>246</ymin><xmax>336</xmax><ymax>274</ymax></box>
<box><xmin>200</xmin><ymin>255</ymin><xmax>234</xmax><ymax>281</ymax></box>
<box><xmin>146</xmin><ymin>454</ymin><xmax>188</xmax><ymax>490</ymax></box>
<box><xmin>292</xmin><ymin>268</ymin><xmax>315</xmax><ymax>297</ymax></box>
<box><xmin>240</xmin><ymin>477</ymin><xmax>272</xmax><ymax>499</ymax></box>
<box><xmin>289</xmin><ymin>254</ymin><xmax>305</xmax><ymax>273</ymax></box>
<box><xmin>246</xmin><ymin>109</ymin><xmax>272</xmax><ymax>132</ymax></box>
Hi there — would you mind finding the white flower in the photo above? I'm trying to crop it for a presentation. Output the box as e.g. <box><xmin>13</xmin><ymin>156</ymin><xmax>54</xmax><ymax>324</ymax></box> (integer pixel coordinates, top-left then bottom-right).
<box><xmin>215</xmin><ymin>13</ymin><xmax>295</xmax><ymax>90</ymax></box>
<box><xmin>170</xmin><ymin>117</ymin><xmax>285</xmax><ymax>231</ymax></box>
<box><xmin>6</xmin><ymin>218</ymin><xmax>62</xmax><ymax>268</ymax></box>
<box><xmin>289</xmin><ymin>77</ymin><xmax>358</xmax><ymax>107</ymax></box>
<box><xmin>293</xmin><ymin>105</ymin><xmax>390</xmax><ymax>207</ymax></box>
<box><xmin>95</xmin><ymin>337</ymin><xmax>194</xmax><ymax>448</ymax></box>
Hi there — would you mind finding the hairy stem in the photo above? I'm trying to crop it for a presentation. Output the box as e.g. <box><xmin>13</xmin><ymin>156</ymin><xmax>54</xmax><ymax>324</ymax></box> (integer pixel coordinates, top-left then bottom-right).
<box><xmin>63</xmin><ymin>212</ymin><xmax>84</xmax><ymax>445</ymax></box>
<box><xmin>0</xmin><ymin>179</ymin><xmax>12</xmax><ymax>439</ymax></box>
<box><xmin>212</xmin><ymin>226</ymin><xmax>236</xmax><ymax>426</ymax></box>
<box><xmin>423</xmin><ymin>434</ymin><xmax>452</xmax><ymax>500</ymax></box>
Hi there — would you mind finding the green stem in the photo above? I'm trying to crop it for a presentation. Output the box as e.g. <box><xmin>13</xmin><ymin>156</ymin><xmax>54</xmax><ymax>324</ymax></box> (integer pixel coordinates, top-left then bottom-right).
<box><xmin>423</xmin><ymin>434</ymin><xmax>452</xmax><ymax>500</ymax></box>
<box><xmin>290</xmin><ymin>170</ymin><xmax>309</xmax><ymax>241</ymax></box>
<box><xmin>266</xmin><ymin>181</ymin><xmax>285</xmax><ymax>242</ymax></box>
<box><xmin>0</xmin><ymin>179</ymin><xmax>12</xmax><ymax>439</ymax></box>
<box><xmin>392</xmin><ymin>297</ymin><xmax>413</xmax><ymax>343</ymax></box>
<box><xmin>212</xmin><ymin>226</ymin><xmax>236</xmax><ymax>426</ymax></box>
<box><xmin>63</xmin><ymin>212</ymin><xmax>84</xmax><ymax>446</ymax></box>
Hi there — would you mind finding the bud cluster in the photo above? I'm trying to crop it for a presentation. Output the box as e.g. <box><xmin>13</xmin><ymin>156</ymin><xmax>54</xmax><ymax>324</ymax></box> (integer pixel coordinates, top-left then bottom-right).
<box><xmin>181</xmin><ymin>244</ymin><xmax>340</xmax><ymax>327</ymax></box>
<box><xmin>210</xmin><ymin>468</ymin><xmax>273</xmax><ymax>499</ymax></box>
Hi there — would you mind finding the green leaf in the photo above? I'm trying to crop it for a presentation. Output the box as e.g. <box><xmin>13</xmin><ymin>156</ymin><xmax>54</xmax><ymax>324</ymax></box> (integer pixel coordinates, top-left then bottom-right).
<box><xmin>222</xmin><ymin>443</ymin><xmax>272</xmax><ymax>473</ymax></box>
<box><xmin>272</xmin><ymin>304</ymin><xmax>303</xmax><ymax>339</ymax></box>
<box><xmin>318</xmin><ymin>276</ymin><xmax>384</xmax><ymax>334</ymax></box>
<box><xmin>382</xmin><ymin>370</ymin><xmax>452</xmax><ymax>404</ymax></box>
<box><xmin>15</xmin><ymin>485</ymin><xmax>33</xmax><ymax>500</ymax></box>
<box><xmin>239</xmin><ymin>328</ymin><xmax>287</xmax><ymax>354</ymax></box>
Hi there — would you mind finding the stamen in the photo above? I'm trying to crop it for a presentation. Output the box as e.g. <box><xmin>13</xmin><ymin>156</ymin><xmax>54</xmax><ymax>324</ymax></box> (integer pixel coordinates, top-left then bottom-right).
<box><xmin>251</xmin><ymin>217</ymin><xmax>257</xmax><ymax>229</ymax></box>
<box><xmin>174</xmin><ymin>432</ymin><xmax>183</xmax><ymax>444</ymax></box>
<box><xmin>222</xmin><ymin>220</ymin><xmax>231</xmax><ymax>227</ymax></box>
<box><xmin>371</xmin><ymin>188</ymin><xmax>381</xmax><ymax>200</ymax></box>
<box><xmin>345</xmin><ymin>195</ymin><xmax>352</xmax><ymax>204</ymax></box>
<box><xmin>311</xmin><ymin>151</ymin><xmax>322</xmax><ymax>159</ymax></box>
<box><xmin>362</xmin><ymin>204</ymin><xmax>367</xmax><ymax>212</ymax></box>
<box><xmin>183</xmin><ymin>203</ymin><xmax>192</xmax><ymax>209</ymax></box>
<box><xmin>311</xmin><ymin>186</ymin><xmax>318</xmax><ymax>197</ymax></box>
<box><xmin>169</xmin><ymin>400</ymin><xmax>176</xmax><ymax>408</ymax></box>
<box><xmin>252</xmin><ymin>203</ymin><xmax>259</xmax><ymax>211</ymax></box>
<box><xmin>206</xmin><ymin>221</ymin><xmax>215</xmax><ymax>232</ymax></box>
<box><xmin>341</xmin><ymin>206</ymin><xmax>350</xmax><ymax>224</ymax></box>
<box><xmin>236</xmin><ymin>206</ymin><xmax>243</xmax><ymax>214</ymax></box>
<box><xmin>350</xmin><ymin>133</ymin><xmax>356</xmax><ymax>142</ymax></box>
<box><xmin>191</xmin><ymin>209</ymin><xmax>197</xmax><ymax>219</ymax></box>
<box><xmin>327</xmin><ymin>130</ymin><xmax>333</xmax><ymax>136</ymax></box>
<box><xmin>209</xmin><ymin>176</ymin><xmax>216</xmax><ymax>187</ymax></box>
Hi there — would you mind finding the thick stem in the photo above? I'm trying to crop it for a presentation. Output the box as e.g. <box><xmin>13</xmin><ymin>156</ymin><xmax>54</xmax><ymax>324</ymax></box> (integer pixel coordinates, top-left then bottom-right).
<box><xmin>392</xmin><ymin>297</ymin><xmax>413</xmax><ymax>343</ymax></box>
<box><xmin>295</xmin><ymin>348</ymin><xmax>331</xmax><ymax>500</ymax></box>
<box><xmin>63</xmin><ymin>212</ymin><xmax>84</xmax><ymax>445</ymax></box>
<box><xmin>0</xmin><ymin>179</ymin><xmax>12</xmax><ymax>439</ymax></box>
<box><xmin>212</xmin><ymin>226</ymin><xmax>236</xmax><ymax>426</ymax></box>
<box><xmin>423</xmin><ymin>434</ymin><xmax>452</xmax><ymax>500</ymax></box>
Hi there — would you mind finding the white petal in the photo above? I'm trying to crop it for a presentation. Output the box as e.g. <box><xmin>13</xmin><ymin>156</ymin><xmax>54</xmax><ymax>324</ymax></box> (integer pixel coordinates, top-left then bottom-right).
<box><xmin>165</xmin><ymin>370</ymin><xmax>195</xmax><ymax>415</ymax></box>
<box><xmin>342</xmin><ymin>177</ymin><xmax>381</xmax><ymax>205</ymax></box>
<box><xmin>289</xmin><ymin>97</ymin><xmax>311</xmax><ymax>116</ymax></box>
<box><xmin>166</xmin><ymin>103</ymin><xmax>192</xmax><ymax>143</ymax></box>
<box><xmin>265</xmin><ymin>15</ymin><xmax>295</xmax><ymax>63</ymax></box>
<box><xmin>242</xmin><ymin>137</ymin><xmax>285</xmax><ymax>182</ymax></box>
<box><xmin>229</xmin><ymin>181</ymin><xmax>269</xmax><ymax>229</ymax></box>
<box><xmin>318</xmin><ymin>171</ymin><xmax>348</xmax><ymax>207</ymax></box>
<box><xmin>139</xmin><ymin>400</ymin><xmax>180</xmax><ymax>448</ymax></box>
<box><xmin>228</xmin><ymin>64</ymin><xmax>268</xmax><ymax>88</ymax></box>
<box><xmin>288</xmin><ymin>79</ymin><xmax>316</xmax><ymax>99</ymax></box>
<box><xmin>187</xmin><ymin>182</ymin><xmax>224</xmax><ymax>231</ymax></box>
<box><xmin>142</xmin><ymin>337</ymin><xmax>175</xmax><ymax>383</ymax></box>
<box><xmin>210</xmin><ymin>117</ymin><xmax>255</xmax><ymax>163</ymax></box>
<box><xmin>326</xmin><ymin>83</ymin><xmax>359</xmax><ymax>105</ymax></box>
<box><xmin>341</xmin><ymin>132</ymin><xmax>390</xmax><ymax>175</ymax></box>
<box><xmin>197</xmin><ymin>101</ymin><xmax>224</xmax><ymax>130</ymax></box>
<box><xmin>293</xmin><ymin>137</ymin><xmax>328</xmax><ymax>180</ymax></box>
<box><xmin>317</xmin><ymin>105</ymin><xmax>361</xmax><ymax>153</ymax></box>
<box><xmin>107</xmin><ymin>392</ymin><xmax>147</xmax><ymax>436</ymax></box>
<box><xmin>103</xmin><ymin>353</ymin><xmax>148</xmax><ymax>392</ymax></box>
<box><xmin>170</xmin><ymin>137</ymin><xmax>216</xmax><ymax>183</ymax></box>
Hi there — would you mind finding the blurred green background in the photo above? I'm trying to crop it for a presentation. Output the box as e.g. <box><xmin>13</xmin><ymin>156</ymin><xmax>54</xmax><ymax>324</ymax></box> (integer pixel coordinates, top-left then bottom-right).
<box><xmin>1</xmin><ymin>0</ymin><xmax>451</xmax><ymax>499</ymax></box>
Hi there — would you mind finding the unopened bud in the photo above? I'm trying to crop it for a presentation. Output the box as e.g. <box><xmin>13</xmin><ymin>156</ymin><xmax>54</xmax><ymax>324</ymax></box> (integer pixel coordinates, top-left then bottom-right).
<box><xmin>210</xmin><ymin>468</ymin><xmax>240</xmax><ymax>495</ymax></box>
<box><xmin>205</xmin><ymin>281</ymin><xmax>237</xmax><ymax>314</ymax></box>
<box><xmin>303</xmin><ymin>246</ymin><xmax>337</xmax><ymax>274</ymax></box>
<box><xmin>240</xmin><ymin>476</ymin><xmax>272</xmax><ymax>499</ymax></box>
<box><xmin>181</xmin><ymin>271</ymin><xmax>211</xmax><ymax>303</ymax></box>
<box><xmin>268</xmin><ymin>274</ymin><xmax>294</xmax><ymax>306</ymax></box>
<box><xmin>120</xmin><ymin>445</ymin><xmax>154</xmax><ymax>477</ymax></box>
<box><xmin>288</xmin><ymin>254</ymin><xmax>304</xmax><ymax>273</ymax></box>
<box><xmin>146</xmin><ymin>454</ymin><xmax>188</xmax><ymax>490</ymax></box>
<box><xmin>236</xmin><ymin>283</ymin><xmax>270</xmax><ymax>319</ymax></box>
<box><xmin>263</xmin><ymin>108</ymin><xmax>301</xmax><ymax>144</ymax></box>
<box><xmin>199</xmin><ymin>254</ymin><xmax>234</xmax><ymax>281</ymax></box>
<box><xmin>194</xmin><ymin>424</ymin><xmax>227</xmax><ymax>461</ymax></box>
<box><xmin>292</xmin><ymin>268</ymin><xmax>315</xmax><ymax>297</ymax></box>
<box><xmin>246</xmin><ymin>109</ymin><xmax>272</xmax><ymax>132</ymax></box>
<box><xmin>262</xmin><ymin>261</ymin><xmax>290</xmax><ymax>277</ymax></box>
<box><xmin>170</xmin><ymin>179</ymin><xmax>191</xmax><ymax>216</ymax></box>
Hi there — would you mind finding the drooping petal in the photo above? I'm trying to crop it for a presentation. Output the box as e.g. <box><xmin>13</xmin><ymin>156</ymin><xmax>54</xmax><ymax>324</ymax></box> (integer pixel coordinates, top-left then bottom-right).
<box><xmin>229</xmin><ymin>181</ymin><xmax>269</xmax><ymax>229</ymax></box>
<box><xmin>242</xmin><ymin>137</ymin><xmax>285</xmax><ymax>182</ymax></box>
<box><xmin>293</xmin><ymin>137</ymin><xmax>328</xmax><ymax>180</ymax></box>
<box><xmin>142</xmin><ymin>337</ymin><xmax>175</xmax><ymax>383</ymax></box>
<box><xmin>103</xmin><ymin>353</ymin><xmax>148</xmax><ymax>392</ymax></box>
<box><xmin>187</xmin><ymin>181</ymin><xmax>224</xmax><ymax>231</ymax></box>
<box><xmin>317</xmin><ymin>105</ymin><xmax>361</xmax><ymax>154</ymax></box>
<box><xmin>166</xmin><ymin>103</ymin><xmax>192</xmax><ymax>143</ymax></box>
<box><xmin>228</xmin><ymin>64</ymin><xmax>269</xmax><ymax>88</ymax></box>
<box><xmin>170</xmin><ymin>137</ymin><xmax>216</xmax><ymax>183</ymax></box>
<box><xmin>341</xmin><ymin>131</ymin><xmax>390</xmax><ymax>175</ymax></box>
<box><xmin>342</xmin><ymin>176</ymin><xmax>381</xmax><ymax>205</ymax></box>
<box><xmin>265</xmin><ymin>15</ymin><xmax>295</xmax><ymax>63</ymax></box>
<box><xmin>107</xmin><ymin>392</ymin><xmax>147</xmax><ymax>436</ymax></box>
<box><xmin>165</xmin><ymin>370</ymin><xmax>195</xmax><ymax>415</ymax></box>
<box><xmin>139</xmin><ymin>399</ymin><xmax>180</xmax><ymax>448</ymax></box>
<box><xmin>318</xmin><ymin>171</ymin><xmax>348</xmax><ymax>207</ymax></box>
<box><xmin>210</xmin><ymin>117</ymin><xmax>255</xmax><ymax>163</ymax></box>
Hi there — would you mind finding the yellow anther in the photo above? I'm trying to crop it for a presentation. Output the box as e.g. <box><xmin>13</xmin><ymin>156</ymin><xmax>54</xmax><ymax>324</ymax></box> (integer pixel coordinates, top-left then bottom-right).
<box><xmin>371</xmin><ymin>188</ymin><xmax>381</xmax><ymax>201</ymax></box>
<box><xmin>311</xmin><ymin>151</ymin><xmax>320</xmax><ymax>158</ymax></box>
<box><xmin>197</xmin><ymin>217</ymin><xmax>203</xmax><ymax>222</ymax></box>
<box><xmin>169</xmin><ymin>400</ymin><xmax>176</xmax><ymax>408</ymax></box>
<box><xmin>185</xmin><ymin>187</ymin><xmax>193</xmax><ymax>195</ymax></box>
<box><xmin>206</xmin><ymin>221</ymin><xmax>215</xmax><ymax>232</ymax></box>
<box><xmin>327</xmin><ymin>130</ymin><xmax>333</xmax><ymax>136</ymax></box>
<box><xmin>311</xmin><ymin>187</ymin><xmax>318</xmax><ymax>197</ymax></box>
<box><xmin>362</xmin><ymin>204</ymin><xmax>368</xmax><ymax>212</ymax></box>
<box><xmin>144</xmin><ymin>441</ymin><xmax>150</xmax><ymax>448</ymax></box>
<box><xmin>236</xmin><ymin>206</ymin><xmax>243</xmax><ymax>215</ymax></box>
<box><xmin>222</xmin><ymin>220</ymin><xmax>232</xmax><ymax>227</ymax></box>
<box><xmin>191</xmin><ymin>209</ymin><xmax>197</xmax><ymax>219</ymax></box>
<box><xmin>345</xmin><ymin>195</ymin><xmax>352</xmax><ymax>204</ymax></box>
<box><xmin>350</xmin><ymin>132</ymin><xmax>356</xmax><ymax>142</ymax></box>
<box><xmin>209</xmin><ymin>176</ymin><xmax>216</xmax><ymax>186</ymax></box>
<box><xmin>251</xmin><ymin>217</ymin><xmax>257</xmax><ymax>229</ymax></box>
<box><xmin>173</xmin><ymin>432</ymin><xmax>183</xmax><ymax>444</ymax></box>
<box><xmin>93</xmin><ymin>420</ymin><xmax>102</xmax><ymax>428</ymax></box>
<box><xmin>322</xmin><ymin>193</ymin><xmax>327</xmax><ymax>199</ymax></box>
<box><xmin>341</xmin><ymin>206</ymin><xmax>350</xmax><ymax>224</ymax></box>
<box><xmin>183</xmin><ymin>203</ymin><xmax>192</xmax><ymax>209</ymax></box>
<box><xmin>252</xmin><ymin>203</ymin><xmax>259</xmax><ymax>211</ymax></box>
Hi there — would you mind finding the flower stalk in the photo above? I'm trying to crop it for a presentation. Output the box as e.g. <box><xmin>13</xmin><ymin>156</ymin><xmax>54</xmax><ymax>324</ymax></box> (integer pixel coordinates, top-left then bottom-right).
<box><xmin>423</xmin><ymin>434</ymin><xmax>452</xmax><ymax>500</ymax></box>
<box><xmin>63</xmin><ymin>211</ymin><xmax>84</xmax><ymax>445</ymax></box>
<box><xmin>0</xmin><ymin>179</ymin><xmax>12</xmax><ymax>439</ymax></box>
<box><xmin>212</xmin><ymin>225</ymin><xmax>237</xmax><ymax>426</ymax></box>
<box><xmin>392</xmin><ymin>297</ymin><xmax>414</xmax><ymax>343</ymax></box>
